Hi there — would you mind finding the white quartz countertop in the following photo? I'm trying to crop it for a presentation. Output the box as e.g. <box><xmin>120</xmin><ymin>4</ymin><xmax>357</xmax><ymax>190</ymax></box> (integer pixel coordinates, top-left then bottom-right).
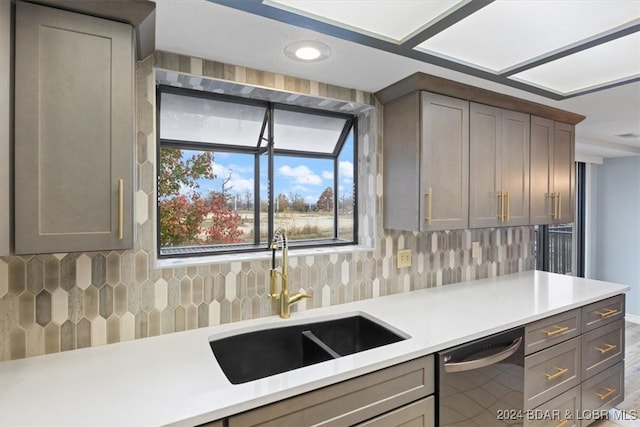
<box><xmin>0</xmin><ymin>271</ymin><xmax>630</xmax><ymax>426</ymax></box>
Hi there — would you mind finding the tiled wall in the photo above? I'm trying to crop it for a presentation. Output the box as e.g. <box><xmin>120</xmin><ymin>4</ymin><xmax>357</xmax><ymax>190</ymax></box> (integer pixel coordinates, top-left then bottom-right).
<box><xmin>0</xmin><ymin>51</ymin><xmax>536</xmax><ymax>361</ymax></box>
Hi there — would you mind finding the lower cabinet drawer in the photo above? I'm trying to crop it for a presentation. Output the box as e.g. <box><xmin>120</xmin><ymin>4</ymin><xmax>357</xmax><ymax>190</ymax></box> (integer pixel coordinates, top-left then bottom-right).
<box><xmin>356</xmin><ymin>396</ymin><xmax>434</xmax><ymax>427</ymax></box>
<box><xmin>525</xmin><ymin>309</ymin><xmax>581</xmax><ymax>355</ymax></box>
<box><xmin>581</xmin><ymin>361</ymin><xmax>624</xmax><ymax>427</ymax></box>
<box><xmin>228</xmin><ymin>355</ymin><xmax>434</xmax><ymax>427</ymax></box>
<box><xmin>524</xmin><ymin>386</ymin><xmax>580</xmax><ymax>427</ymax></box>
<box><xmin>524</xmin><ymin>386</ymin><xmax>581</xmax><ymax>427</ymax></box>
<box><xmin>525</xmin><ymin>338</ymin><xmax>581</xmax><ymax>410</ymax></box>
<box><xmin>582</xmin><ymin>319</ymin><xmax>624</xmax><ymax>380</ymax></box>
<box><xmin>582</xmin><ymin>295</ymin><xmax>625</xmax><ymax>332</ymax></box>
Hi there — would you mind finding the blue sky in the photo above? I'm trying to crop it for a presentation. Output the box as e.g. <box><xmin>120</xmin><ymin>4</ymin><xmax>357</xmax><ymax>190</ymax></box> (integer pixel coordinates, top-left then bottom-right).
<box><xmin>190</xmin><ymin>135</ymin><xmax>354</xmax><ymax>205</ymax></box>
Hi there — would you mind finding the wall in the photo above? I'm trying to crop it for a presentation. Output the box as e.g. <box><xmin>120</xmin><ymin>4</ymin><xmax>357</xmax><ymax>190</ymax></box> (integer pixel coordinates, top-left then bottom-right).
<box><xmin>0</xmin><ymin>51</ymin><xmax>536</xmax><ymax>361</ymax></box>
<box><xmin>590</xmin><ymin>156</ymin><xmax>640</xmax><ymax>318</ymax></box>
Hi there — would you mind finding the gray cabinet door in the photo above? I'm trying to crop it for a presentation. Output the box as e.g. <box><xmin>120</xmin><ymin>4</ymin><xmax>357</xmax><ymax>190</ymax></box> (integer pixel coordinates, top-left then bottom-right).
<box><xmin>357</xmin><ymin>397</ymin><xmax>435</xmax><ymax>427</ymax></box>
<box><xmin>530</xmin><ymin>116</ymin><xmax>554</xmax><ymax>225</ymax></box>
<box><xmin>470</xmin><ymin>104</ymin><xmax>529</xmax><ymax>228</ymax></box>
<box><xmin>14</xmin><ymin>1</ymin><xmax>133</xmax><ymax>254</ymax></box>
<box><xmin>0</xmin><ymin>0</ymin><xmax>10</xmax><ymax>256</ymax></box>
<box><xmin>530</xmin><ymin>116</ymin><xmax>575</xmax><ymax>225</ymax></box>
<box><xmin>228</xmin><ymin>355</ymin><xmax>434</xmax><ymax>427</ymax></box>
<box><xmin>469</xmin><ymin>103</ymin><xmax>500</xmax><ymax>228</ymax></box>
<box><xmin>553</xmin><ymin>122</ymin><xmax>575</xmax><ymax>224</ymax></box>
<box><xmin>501</xmin><ymin>109</ymin><xmax>530</xmax><ymax>226</ymax></box>
<box><xmin>383</xmin><ymin>92</ymin><xmax>469</xmax><ymax>232</ymax></box>
<box><xmin>420</xmin><ymin>92</ymin><xmax>469</xmax><ymax>231</ymax></box>
<box><xmin>383</xmin><ymin>92</ymin><xmax>421</xmax><ymax>231</ymax></box>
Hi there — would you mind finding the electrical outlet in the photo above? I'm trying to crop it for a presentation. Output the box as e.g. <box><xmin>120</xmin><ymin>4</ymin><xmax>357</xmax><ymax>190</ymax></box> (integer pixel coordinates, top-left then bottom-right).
<box><xmin>397</xmin><ymin>249</ymin><xmax>412</xmax><ymax>268</ymax></box>
<box><xmin>472</xmin><ymin>241</ymin><xmax>481</xmax><ymax>259</ymax></box>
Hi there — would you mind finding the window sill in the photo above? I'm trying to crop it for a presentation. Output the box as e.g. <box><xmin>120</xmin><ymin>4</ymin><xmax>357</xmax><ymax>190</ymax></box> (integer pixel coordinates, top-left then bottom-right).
<box><xmin>155</xmin><ymin>244</ymin><xmax>374</xmax><ymax>269</ymax></box>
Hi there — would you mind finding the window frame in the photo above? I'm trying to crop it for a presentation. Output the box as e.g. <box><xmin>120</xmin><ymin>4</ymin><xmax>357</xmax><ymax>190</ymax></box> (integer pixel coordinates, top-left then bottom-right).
<box><xmin>156</xmin><ymin>84</ymin><xmax>358</xmax><ymax>259</ymax></box>
<box><xmin>535</xmin><ymin>161</ymin><xmax>585</xmax><ymax>276</ymax></box>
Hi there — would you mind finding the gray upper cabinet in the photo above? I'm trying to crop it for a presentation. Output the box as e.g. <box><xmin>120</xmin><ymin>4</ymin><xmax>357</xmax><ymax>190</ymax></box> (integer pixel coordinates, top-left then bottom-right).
<box><xmin>384</xmin><ymin>91</ymin><xmax>469</xmax><ymax>231</ymax></box>
<box><xmin>469</xmin><ymin>103</ymin><xmax>530</xmax><ymax>228</ymax></box>
<box><xmin>1</xmin><ymin>0</ymin><xmax>10</xmax><ymax>256</ymax></box>
<box><xmin>14</xmin><ymin>1</ymin><xmax>134</xmax><ymax>254</ymax></box>
<box><xmin>530</xmin><ymin>116</ymin><xmax>575</xmax><ymax>225</ymax></box>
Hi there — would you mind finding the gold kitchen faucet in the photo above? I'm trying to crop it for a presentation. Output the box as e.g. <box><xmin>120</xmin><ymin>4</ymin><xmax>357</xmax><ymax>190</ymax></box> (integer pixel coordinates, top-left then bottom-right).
<box><xmin>269</xmin><ymin>227</ymin><xmax>311</xmax><ymax>318</ymax></box>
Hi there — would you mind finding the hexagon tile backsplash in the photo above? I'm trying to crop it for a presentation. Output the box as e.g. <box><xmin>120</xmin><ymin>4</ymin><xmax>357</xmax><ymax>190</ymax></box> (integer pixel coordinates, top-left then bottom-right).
<box><xmin>0</xmin><ymin>52</ymin><xmax>535</xmax><ymax>361</ymax></box>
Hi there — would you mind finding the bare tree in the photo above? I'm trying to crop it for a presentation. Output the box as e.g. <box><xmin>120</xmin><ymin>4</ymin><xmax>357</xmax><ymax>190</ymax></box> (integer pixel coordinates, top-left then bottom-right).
<box><xmin>220</xmin><ymin>171</ymin><xmax>233</xmax><ymax>200</ymax></box>
<box><xmin>242</xmin><ymin>189</ymin><xmax>253</xmax><ymax>210</ymax></box>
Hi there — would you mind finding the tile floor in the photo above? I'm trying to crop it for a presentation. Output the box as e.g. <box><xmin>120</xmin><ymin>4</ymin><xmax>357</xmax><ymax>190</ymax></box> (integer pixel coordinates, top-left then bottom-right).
<box><xmin>590</xmin><ymin>321</ymin><xmax>640</xmax><ymax>426</ymax></box>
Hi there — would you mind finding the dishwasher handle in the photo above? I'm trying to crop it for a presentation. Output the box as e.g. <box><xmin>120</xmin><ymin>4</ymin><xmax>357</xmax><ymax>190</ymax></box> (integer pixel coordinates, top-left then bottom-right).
<box><xmin>443</xmin><ymin>336</ymin><xmax>523</xmax><ymax>373</ymax></box>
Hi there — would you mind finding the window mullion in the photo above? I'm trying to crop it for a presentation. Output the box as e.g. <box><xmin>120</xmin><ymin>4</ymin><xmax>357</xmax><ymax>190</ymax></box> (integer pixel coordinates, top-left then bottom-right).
<box><xmin>333</xmin><ymin>156</ymin><xmax>339</xmax><ymax>239</ymax></box>
<box><xmin>267</xmin><ymin>104</ymin><xmax>275</xmax><ymax>245</ymax></box>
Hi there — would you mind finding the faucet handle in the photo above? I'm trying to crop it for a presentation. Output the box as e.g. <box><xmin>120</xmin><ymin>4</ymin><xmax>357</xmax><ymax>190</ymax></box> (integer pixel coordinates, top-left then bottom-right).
<box><xmin>268</xmin><ymin>269</ymin><xmax>279</xmax><ymax>299</ymax></box>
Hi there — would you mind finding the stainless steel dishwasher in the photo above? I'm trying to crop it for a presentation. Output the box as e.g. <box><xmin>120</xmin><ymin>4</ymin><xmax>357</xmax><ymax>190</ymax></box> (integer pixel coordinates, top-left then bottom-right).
<box><xmin>437</xmin><ymin>327</ymin><xmax>525</xmax><ymax>427</ymax></box>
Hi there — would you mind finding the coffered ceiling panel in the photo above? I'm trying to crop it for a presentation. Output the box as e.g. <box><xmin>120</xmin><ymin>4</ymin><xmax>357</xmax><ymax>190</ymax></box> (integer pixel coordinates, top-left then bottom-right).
<box><xmin>264</xmin><ymin>0</ymin><xmax>467</xmax><ymax>43</ymax></box>
<box><xmin>210</xmin><ymin>0</ymin><xmax>640</xmax><ymax>100</ymax></box>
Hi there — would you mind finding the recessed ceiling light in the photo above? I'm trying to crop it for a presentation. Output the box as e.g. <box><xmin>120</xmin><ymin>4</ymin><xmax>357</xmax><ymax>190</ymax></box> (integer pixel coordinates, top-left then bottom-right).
<box><xmin>285</xmin><ymin>41</ymin><xmax>331</xmax><ymax>62</ymax></box>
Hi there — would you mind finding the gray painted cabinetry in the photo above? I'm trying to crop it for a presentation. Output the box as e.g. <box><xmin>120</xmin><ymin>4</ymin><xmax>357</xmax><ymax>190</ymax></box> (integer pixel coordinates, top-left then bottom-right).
<box><xmin>524</xmin><ymin>294</ymin><xmax>625</xmax><ymax>426</ymax></box>
<box><xmin>202</xmin><ymin>295</ymin><xmax>623</xmax><ymax>427</ymax></box>
<box><xmin>469</xmin><ymin>103</ymin><xmax>530</xmax><ymax>228</ymax></box>
<box><xmin>383</xmin><ymin>92</ymin><xmax>469</xmax><ymax>232</ymax></box>
<box><xmin>530</xmin><ymin>116</ymin><xmax>575</xmax><ymax>225</ymax></box>
<box><xmin>227</xmin><ymin>355</ymin><xmax>435</xmax><ymax>427</ymax></box>
<box><xmin>14</xmin><ymin>1</ymin><xmax>134</xmax><ymax>254</ymax></box>
<box><xmin>1</xmin><ymin>0</ymin><xmax>10</xmax><ymax>256</ymax></box>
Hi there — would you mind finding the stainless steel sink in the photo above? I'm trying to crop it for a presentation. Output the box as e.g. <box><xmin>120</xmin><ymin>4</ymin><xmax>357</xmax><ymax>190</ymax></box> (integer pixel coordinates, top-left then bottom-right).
<box><xmin>209</xmin><ymin>314</ymin><xmax>408</xmax><ymax>384</ymax></box>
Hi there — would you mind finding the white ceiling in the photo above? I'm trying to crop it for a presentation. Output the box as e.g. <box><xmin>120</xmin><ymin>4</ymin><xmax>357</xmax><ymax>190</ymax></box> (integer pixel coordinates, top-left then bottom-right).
<box><xmin>154</xmin><ymin>0</ymin><xmax>640</xmax><ymax>161</ymax></box>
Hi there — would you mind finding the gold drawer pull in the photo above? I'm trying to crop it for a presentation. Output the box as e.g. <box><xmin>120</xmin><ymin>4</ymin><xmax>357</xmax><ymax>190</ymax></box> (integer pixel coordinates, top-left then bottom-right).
<box><xmin>556</xmin><ymin>420</ymin><xmax>569</xmax><ymax>427</ymax></box>
<box><xmin>506</xmin><ymin>191</ymin><xmax>510</xmax><ymax>221</ymax></box>
<box><xmin>595</xmin><ymin>343</ymin><xmax>617</xmax><ymax>354</ymax></box>
<box><xmin>118</xmin><ymin>179</ymin><xmax>124</xmax><ymax>240</ymax></box>
<box><xmin>545</xmin><ymin>367</ymin><xmax>569</xmax><ymax>380</ymax></box>
<box><xmin>424</xmin><ymin>188</ymin><xmax>432</xmax><ymax>224</ymax></box>
<box><xmin>558</xmin><ymin>192</ymin><xmax>562</xmax><ymax>218</ymax></box>
<box><xmin>597</xmin><ymin>308</ymin><xmax>619</xmax><ymax>318</ymax></box>
<box><xmin>545</xmin><ymin>325</ymin><xmax>569</xmax><ymax>337</ymax></box>
<box><xmin>596</xmin><ymin>387</ymin><xmax>616</xmax><ymax>400</ymax></box>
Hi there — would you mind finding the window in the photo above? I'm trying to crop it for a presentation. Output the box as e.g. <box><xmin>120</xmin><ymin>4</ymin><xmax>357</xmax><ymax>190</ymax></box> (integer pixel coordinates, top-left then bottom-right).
<box><xmin>535</xmin><ymin>162</ymin><xmax>585</xmax><ymax>276</ymax></box>
<box><xmin>157</xmin><ymin>86</ymin><xmax>357</xmax><ymax>257</ymax></box>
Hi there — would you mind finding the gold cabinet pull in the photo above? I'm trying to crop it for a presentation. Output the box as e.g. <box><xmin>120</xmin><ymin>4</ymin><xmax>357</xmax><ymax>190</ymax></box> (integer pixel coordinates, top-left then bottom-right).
<box><xmin>595</xmin><ymin>343</ymin><xmax>617</xmax><ymax>354</ymax></box>
<box><xmin>596</xmin><ymin>387</ymin><xmax>616</xmax><ymax>400</ymax></box>
<box><xmin>118</xmin><ymin>179</ymin><xmax>124</xmax><ymax>240</ymax></box>
<box><xmin>557</xmin><ymin>192</ymin><xmax>562</xmax><ymax>219</ymax></box>
<box><xmin>424</xmin><ymin>188</ymin><xmax>432</xmax><ymax>224</ymax></box>
<box><xmin>556</xmin><ymin>420</ymin><xmax>570</xmax><ymax>427</ymax></box>
<box><xmin>506</xmin><ymin>191</ymin><xmax>510</xmax><ymax>221</ymax></box>
<box><xmin>545</xmin><ymin>367</ymin><xmax>569</xmax><ymax>380</ymax></box>
<box><xmin>597</xmin><ymin>308</ymin><xmax>619</xmax><ymax>318</ymax></box>
<box><xmin>498</xmin><ymin>191</ymin><xmax>504</xmax><ymax>221</ymax></box>
<box><xmin>545</xmin><ymin>325</ymin><xmax>569</xmax><ymax>337</ymax></box>
<box><xmin>549</xmin><ymin>193</ymin><xmax>556</xmax><ymax>219</ymax></box>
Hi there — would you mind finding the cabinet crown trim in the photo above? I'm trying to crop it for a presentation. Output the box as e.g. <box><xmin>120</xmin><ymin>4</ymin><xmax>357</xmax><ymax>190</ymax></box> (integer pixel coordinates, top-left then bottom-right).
<box><xmin>375</xmin><ymin>72</ymin><xmax>585</xmax><ymax>125</ymax></box>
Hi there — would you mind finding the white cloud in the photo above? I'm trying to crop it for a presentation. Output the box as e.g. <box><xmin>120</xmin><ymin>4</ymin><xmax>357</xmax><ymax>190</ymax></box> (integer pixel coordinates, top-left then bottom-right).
<box><xmin>203</xmin><ymin>161</ymin><xmax>254</xmax><ymax>193</ymax></box>
<box><xmin>211</xmin><ymin>162</ymin><xmax>228</xmax><ymax>176</ymax></box>
<box><xmin>278</xmin><ymin>165</ymin><xmax>323</xmax><ymax>185</ymax></box>
<box><xmin>229</xmin><ymin>177</ymin><xmax>254</xmax><ymax>193</ymax></box>
<box><xmin>321</xmin><ymin>170</ymin><xmax>333</xmax><ymax>180</ymax></box>
<box><xmin>339</xmin><ymin>161</ymin><xmax>354</xmax><ymax>179</ymax></box>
